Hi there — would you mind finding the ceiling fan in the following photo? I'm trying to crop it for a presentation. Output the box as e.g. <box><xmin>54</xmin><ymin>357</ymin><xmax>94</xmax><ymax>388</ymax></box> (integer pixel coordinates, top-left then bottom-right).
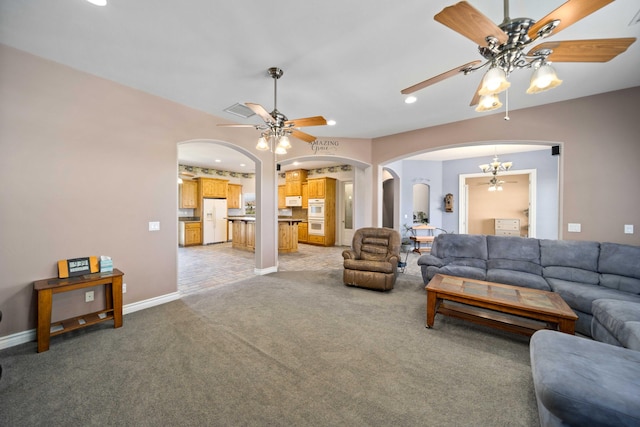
<box><xmin>401</xmin><ymin>0</ymin><xmax>636</xmax><ymax>111</ymax></box>
<box><xmin>218</xmin><ymin>67</ymin><xmax>327</xmax><ymax>152</ymax></box>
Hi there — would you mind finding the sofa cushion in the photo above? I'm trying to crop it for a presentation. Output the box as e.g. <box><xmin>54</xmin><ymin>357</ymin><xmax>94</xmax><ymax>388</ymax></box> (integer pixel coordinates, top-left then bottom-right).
<box><xmin>437</xmin><ymin>265</ymin><xmax>486</xmax><ymax>281</ymax></box>
<box><xmin>486</xmin><ymin>269</ymin><xmax>550</xmax><ymax>291</ymax></box>
<box><xmin>431</xmin><ymin>233</ymin><xmax>487</xmax><ymax>260</ymax></box>
<box><xmin>540</xmin><ymin>239</ymin><xmax>600</xmax><ymax>270</ymax></box>
<box><xmin>599</xmin><ymin>243</ymin><xmax>640</xmax><ymax>279</ymax></box>
<box><xmin>344</xmin><ymin>259</ymin><xmax>395</xmax><ymax>274</ymax></box>
<box><xmin>548</xmin><ymin>279</ymin><xmax>640</xmax><ymax>314</ymax></box>
<box><xmin>530</xmin><ymin>330</ymin><xmax>640</xmax><ymax>427</ymax></box>
<box><xmin>592</xmin><ymin>299</ymin><xmax>640</xmax><ymax>351</ymax></box>
<box><xmin>543</xmin><ymin>266</ymin><xmax>600</xmax><ymax>286</ymax></box>
<box><xmin>487</xmin><ymin>235</ymin><xmax>542</xmax><ymax>274</ymax></box>
<box><xmin>540</xmin><ymin>239</ymin><xmax>600</xmax><ymax>286</ymax></box>
<box><xmin>598</xmin><ymin>243</ymin><xmax>640</xmax><ymax>294</ymax></box>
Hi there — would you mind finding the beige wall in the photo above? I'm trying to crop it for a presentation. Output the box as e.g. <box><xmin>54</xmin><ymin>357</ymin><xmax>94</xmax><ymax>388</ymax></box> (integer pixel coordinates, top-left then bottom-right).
<box><xmin>0</xmin><ymin>46</ymin><xmax>277</xmax><ymax>336</ymax></box>
<box><xmin>372</xmin><ymin>87</ymin><xmax>640</xmax><ymax>246</ymax></box>
<box><xmin>0</xmin><ymin>45</ymin><xmax>374</xmax><ymax>338</ymax></box>
<box><xmin>1</xmin><ymin>42</ymin><xmax>639</xmax><ymax>341</ymax></box>
<box><xmin>466</xmin><ymin>174</ymin><xmax>530</xmax><ymax>236</ymax></box>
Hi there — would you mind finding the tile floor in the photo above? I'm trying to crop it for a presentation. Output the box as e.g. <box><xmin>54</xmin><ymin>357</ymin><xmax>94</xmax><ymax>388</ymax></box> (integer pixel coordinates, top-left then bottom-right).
<box><xmin>178</xmin><ymin>242</ymin><xmax>423</xmax><ymax>295</ymax></box>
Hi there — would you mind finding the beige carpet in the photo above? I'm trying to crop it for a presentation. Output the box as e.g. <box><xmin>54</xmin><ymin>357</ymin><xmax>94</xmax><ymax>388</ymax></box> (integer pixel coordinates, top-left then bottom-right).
<box><xmin>0</xmin><ymin>269</ymin><xmax>538</xmax><ymax>426</ymax></box>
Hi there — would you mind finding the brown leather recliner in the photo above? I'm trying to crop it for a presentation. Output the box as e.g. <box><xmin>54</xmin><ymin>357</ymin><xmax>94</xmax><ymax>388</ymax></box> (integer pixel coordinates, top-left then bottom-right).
<box><xmin>342</xmin><ymin>227</ymin><xmax>401</xmax><ymax>291</ymax></box>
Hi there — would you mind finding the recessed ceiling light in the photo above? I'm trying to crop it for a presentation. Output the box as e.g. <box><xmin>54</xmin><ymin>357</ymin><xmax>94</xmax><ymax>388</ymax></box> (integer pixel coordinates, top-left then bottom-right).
<box><xmin>240</xmin><ymin>163</ymin><xmax>246</xmax><ymax>167</ymax></box>
<box><xmin>293</xmin><ymin>161</ymin><xmax>300</xmax><ymax>166</ymax></box>
<box><xmin>327</xmin><ymin>119</ymin><xmax>336</xmax><ymax>126</ymax></box>
<box><xmin>86</xmin><ymin>0</ymin><xmax>107</xmax><ymax>5</ymax></box>
<box><xmin>405</xmin><ymin>96</ymin><xmax>417</xmax><ymax>104</ymax></box>
<box><xmin>215</xmin><ymin>159</ymin><xmax>221</xmax><ymax>163</ymax></box>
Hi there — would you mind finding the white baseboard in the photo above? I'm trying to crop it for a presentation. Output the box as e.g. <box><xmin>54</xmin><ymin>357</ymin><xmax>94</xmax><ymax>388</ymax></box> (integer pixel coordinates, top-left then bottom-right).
<box><xmin>123</xmin><ymin>291</ymin><xmax>181</xmax><ymax>315</ymax></box>
<box><xmin>0</xmin><ymin>329</ymin><xmax>36</xmax><ymax>350</ymax></box>
<box><xmin>254</xmin><ymin>266</ymin><xmax>278</xmax><ymax>275</ymax></box>
<box><xmin>0</xmin><ymin>291</ymin><xmax>182</xmax><ymax>351</ymax></box>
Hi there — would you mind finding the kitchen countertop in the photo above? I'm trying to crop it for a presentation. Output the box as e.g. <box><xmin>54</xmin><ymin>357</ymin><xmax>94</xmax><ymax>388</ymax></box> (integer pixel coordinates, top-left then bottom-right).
<box><xmin>225</xmin><ymin>216</ymin><xmax>303</xmax><ymax>222</ymax></box>
<box><xmin>179</xmin><ymin>217</ymin><xmax>200</xmax><ymax>222</ymax></box>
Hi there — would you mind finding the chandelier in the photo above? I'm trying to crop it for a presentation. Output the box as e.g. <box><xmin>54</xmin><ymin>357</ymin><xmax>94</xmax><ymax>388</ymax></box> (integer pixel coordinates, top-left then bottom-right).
<box><xmin>479</xmin><ymin>155</ymin><xmax>512</xmax><ymax>192</ymax></box>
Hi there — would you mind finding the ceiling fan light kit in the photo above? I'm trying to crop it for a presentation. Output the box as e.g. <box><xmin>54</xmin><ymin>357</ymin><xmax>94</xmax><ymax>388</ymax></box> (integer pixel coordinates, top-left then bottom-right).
<box><xmin>218</xmin><ymin>67</ymin><xmax>327</xmax><ymax>155</ymax></box>
<box><xmin>475</xmin><ymin>93</ymin><xmax>502</xmax><ymax>112</ymax></box>
<box><xmin>402</xmin><ymin>0</ymin><xmax>636</xmax><ymax>116</ymax></box>
<box><xmin>478</xmin><ymin>67</ymin><xmax>511</xmax><ymax>96</ymax></box>
<box><xmin>526</xmin><ymin>63</ymin><xmax>563</xmax><ymax>94</ymax></box>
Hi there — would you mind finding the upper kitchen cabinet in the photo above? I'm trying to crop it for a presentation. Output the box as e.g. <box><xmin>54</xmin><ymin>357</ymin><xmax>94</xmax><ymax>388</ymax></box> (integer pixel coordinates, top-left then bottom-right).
<box><xmin>197</xmin><ymin>177</ymin><xmax>228</xmax><ymax>199</ymax></box>
<box><xmin>308</xmin><ymin>177</ymin><xmax>328</xmax><ymax>199</ymax></box>
<box><xmin>302</xmin><ymin>182</ymin><xmax>308</xmax><ymax>208</ymax></box>
<box><xmin>278</xmin><ymin>185</ymin><xmax>286</xmax><ymax>209</ymax></box>
<box><xmin>227</xmin><ymin>184</ymin><xmax>242</xmax><ymax>209</ymax></box>
<box><xmin>285</xmin><ymin>169</ymin><xmax>307</xmax><ymax>197</ymax></box>
<box><xmin>179</xmin><ymin>180</ymin><xmax>198</xmax><ymax>209</ymax></box>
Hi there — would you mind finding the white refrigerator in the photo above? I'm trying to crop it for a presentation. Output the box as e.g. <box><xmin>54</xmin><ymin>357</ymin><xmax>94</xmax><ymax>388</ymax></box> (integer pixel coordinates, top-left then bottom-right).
<box><xmin>202</xmin><ymin>198</ymin><xmax>227</xmax><ymax>244</ymax></box>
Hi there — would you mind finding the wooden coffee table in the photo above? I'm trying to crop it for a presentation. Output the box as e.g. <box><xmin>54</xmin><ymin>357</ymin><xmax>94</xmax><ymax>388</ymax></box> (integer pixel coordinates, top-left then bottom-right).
<box><xmin>426</xmin><ymin>274</ymin><xmax>578</xmax><ymax>336</ymax></box>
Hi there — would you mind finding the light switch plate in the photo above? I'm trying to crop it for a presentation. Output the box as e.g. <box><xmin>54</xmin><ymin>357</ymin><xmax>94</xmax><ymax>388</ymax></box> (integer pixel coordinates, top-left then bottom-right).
<box><xmin>568</xmin><ymin>223</ymin><xmax>581</xmax><ymax>233</ymax></box>
<box><xmin>149</xmin><ymin>221</ymin><xmax>160</xmax><ymax>231</ymax></box>
<box><xmin>624</xmin><ymin>224</ymin><xmax>634</xmax><ymax>234</ymax></box>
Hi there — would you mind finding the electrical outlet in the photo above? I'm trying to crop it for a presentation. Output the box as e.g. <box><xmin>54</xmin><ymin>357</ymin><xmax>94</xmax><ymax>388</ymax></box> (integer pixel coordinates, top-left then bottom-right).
<box><xmin>624</xmin><ymin>224</ymin><xmax>634</xmax><ymax>234</ymax></box>
<box><xmin>85</xmin><ymin>290</ymin><xmax>94</xmax><ymax>302</ymax></box>
<box><xmin>123</xmin><ymin>283</ymin><xmax>127</xmax><ymax>293</ymax></box>
<box><xmin>148</xmin><ymin>221</ymin><xmax>160</xmax><ymax>231</ymax></box>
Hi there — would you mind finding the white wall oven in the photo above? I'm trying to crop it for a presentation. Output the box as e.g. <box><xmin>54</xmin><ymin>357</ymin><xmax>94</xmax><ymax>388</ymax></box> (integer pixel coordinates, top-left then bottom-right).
<box><xmin>308</xmin><ymin>199</ymin><xmax>325</xmax><ymax>219</ymax></box>
<box><xmin>308</xmin><ymin>219</ymin><xmax>325</xmax><ymax>236</ymax></box>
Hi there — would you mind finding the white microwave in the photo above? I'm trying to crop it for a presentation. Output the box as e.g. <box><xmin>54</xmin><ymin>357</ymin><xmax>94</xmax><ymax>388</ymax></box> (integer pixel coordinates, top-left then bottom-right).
<box><xmin>285</xmin><ymin>196</ymin><xmax>302</xmax><ymax>207</ymax></box>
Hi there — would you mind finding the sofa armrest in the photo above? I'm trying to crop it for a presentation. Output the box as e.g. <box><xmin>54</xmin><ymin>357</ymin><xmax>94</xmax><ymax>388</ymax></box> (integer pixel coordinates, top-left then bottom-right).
<box><xmin>417</xmin><ymin>254</ymin><xmax>444</xmax><ymax>267</ymax></box>
<box><xmin>342</xmin><ymin>249</ymin><xmax>357</xmax><ymax>260</ymax></box>
<box><xmin>386</xmin><ymin>254</ymin><xmax>399</xmax><ymax>268</ymax></box>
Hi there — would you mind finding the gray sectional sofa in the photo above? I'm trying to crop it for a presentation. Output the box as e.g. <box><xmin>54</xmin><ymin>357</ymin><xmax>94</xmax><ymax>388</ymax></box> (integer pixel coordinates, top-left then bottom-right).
<box><xmin>418</xmin><ymin>234</ymin><xmax>640</xmax><ymax>337</ymax></box>
<box><xmin>417</xmin><ymin>233</ymin><xmax>640</xmax><ymax>426</ymax></box>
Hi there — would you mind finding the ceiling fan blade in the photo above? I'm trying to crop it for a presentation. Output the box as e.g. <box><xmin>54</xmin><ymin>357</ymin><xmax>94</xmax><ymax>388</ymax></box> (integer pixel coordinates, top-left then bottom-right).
<box><xmin>529</xmin><ymin>38</ymin><xmax>636</xmax><ymax>62</ymax></box>
<box><xmin>285</xmin><ymin>116</ymin><xmax>327</xmax><ymax>127</ymax></box>
<box><xmin>527</xmin><ymin>0</ymin><xmax>613</xmax><ymax>40</ymax></box>
<box><xmin>469</xmin><ymin>77</ymin><xmax>484</xmax><ymax>106</ymax></box>
<box><xmin>401</xmin><ymin>60</ymin><xmax>482</xmax><ymax>95</ymax></box>
<box><xmin>290</xmin><ymin>129</ymin><xmax>317</xmax><ymax>143</ymax></box>
<box><xmin>245</xmin><ymin>102</ymin><xmax>275</xmax><ymax>124</ymax></box>
<box><xmin>434</xmin><ymin>1</ymin><xmax>508</xmax><ymax>46</ymax></box>
<box><xmin>216</xmin><ymin>123</ymin><xmax>257</xmax><ymax>128</ymax></box>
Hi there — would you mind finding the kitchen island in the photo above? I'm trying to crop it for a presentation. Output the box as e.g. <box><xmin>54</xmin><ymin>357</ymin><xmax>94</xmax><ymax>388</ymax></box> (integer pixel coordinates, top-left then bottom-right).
<box><xmin>226</xmin><ymin>217</ymin><xmax>302</xmax><ymax>253</ymax></box>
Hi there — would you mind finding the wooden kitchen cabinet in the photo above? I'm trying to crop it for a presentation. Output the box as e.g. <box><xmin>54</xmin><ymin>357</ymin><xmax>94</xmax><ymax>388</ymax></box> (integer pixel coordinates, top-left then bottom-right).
<box><xmin>307</xmin><ymin>178</ymin><xmax>326</xmax><ymax>198</ymax></box>
<box><xmin>301</xmin><ymin>183</ymin><xmax>308</xmax><ymax>208</ymax></box>
<box><xmin>285</xmin><ymin>169</ymin><xmax>307</xmax><ymax>196</ymax></box>
<box><xmin>227</xmin><ymin>183</ymin><xmax>242</xmax><ymax>209</ymax></box>
<box><xmin>197</xmin><ymin>177</ymin><xmax>228</xmax><ymax>198</ymax></box>
<box><xmin>246</xmin><ymin>221</ymin><xmax>255</xmax><ymax>250</ymax></box>
<box><xmin>179</xmin><ymin>221</ymin><xmax>202</xmax><ymax>246</ymax></box>
<box><xmin>278</xmin><ymin>185</ymin><xmax>286</xmax><ymax>209</ymax></box>
<box><xmin>278</xmin><ymin>222</ymin><xmax>298</xmax><ymax>253</ymax></box>
<box><xmin>179</xmin><ymin>180</ymin><xmax>198</xmax><ymax>209</ymax></box>
<box><xmin>307</xmin><ymin>177</ymin><xmax>336</xmax><ymax>247</ymax></box>
<box><xmin>298</xmin><ymin>222</ymin><xmax>308</xmax><ymax>243</ymax></box>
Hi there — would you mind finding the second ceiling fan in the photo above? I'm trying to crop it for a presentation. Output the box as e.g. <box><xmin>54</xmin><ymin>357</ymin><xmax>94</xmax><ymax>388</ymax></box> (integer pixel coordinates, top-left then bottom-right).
<box><xmin>219</xmin><ymin>67</ymin><xmax>327</xmax><ymax>153</ymax></box>
<box><xmin>401</xmin><ymin>0</ymin><xmax>636</xmax><ymax>111</ymax></box>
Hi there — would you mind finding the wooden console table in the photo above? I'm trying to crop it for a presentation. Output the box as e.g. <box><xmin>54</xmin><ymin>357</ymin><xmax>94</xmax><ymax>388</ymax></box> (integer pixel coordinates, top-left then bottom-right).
<box><xmin>34</xmin><ymin>269</ymin><xmax>124</xmax><ymax>352</ymax></box>
<box><xmin>410</xmin><ymin>224</ymin><xmax>435</xmax><ymax>254</ymax></box>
